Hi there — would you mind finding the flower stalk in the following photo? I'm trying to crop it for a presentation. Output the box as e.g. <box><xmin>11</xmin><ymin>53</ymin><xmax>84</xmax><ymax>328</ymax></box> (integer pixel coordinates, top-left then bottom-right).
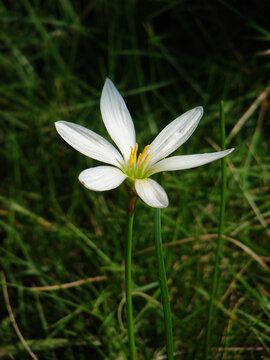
<box><xmin>155</xmin><ymin>208</ymin><xmax>174</xmax><ymax>360</ymax></box>
<box><xmin>125</xmin><ymin>211</ymin><xmax>137</xmax><ymax>360</ymax></box>
<box><xmin>126</xmin><ymin>186</ymin><xmax>137</xmax><ymax>215</ymax></box>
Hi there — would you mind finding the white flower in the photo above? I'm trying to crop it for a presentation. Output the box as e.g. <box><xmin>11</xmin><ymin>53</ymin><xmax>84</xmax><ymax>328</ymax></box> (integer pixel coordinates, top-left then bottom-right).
<box><xmin>55</xmin><ymin>79</ymin><xmax>234</xmax><ymax>208</ymax></box>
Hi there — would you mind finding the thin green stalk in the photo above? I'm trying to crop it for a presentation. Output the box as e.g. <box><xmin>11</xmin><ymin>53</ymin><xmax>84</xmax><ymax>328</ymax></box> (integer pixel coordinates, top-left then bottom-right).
<box><xmin>203</xmin><ymin>100</ymin><xmax>227</xmax><ymax>359</ymax></box>
<box><xmin>125</xmin><ymin>212</ymin><xmax>137</xmax><ymax>360</ymax></box>
<box><xmin>154</xmin><ymin>208</ymin><xmax>174</xmax><ymax>360</ymax></box>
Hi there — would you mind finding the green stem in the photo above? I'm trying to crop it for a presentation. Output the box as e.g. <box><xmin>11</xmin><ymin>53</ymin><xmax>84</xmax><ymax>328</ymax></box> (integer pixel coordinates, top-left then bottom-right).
<box><xmin>125</xmin><ymin>212</ymin><xmax>137</xmax><ymax>360</ymax></box>
<box><xmin>203</xmin><ymin>100</ymin><xmax>227</xmax><ymax>359</ymax></box>
<box><xmin>154</xmin><ymin>208</ymin><xmax>174</xmax><ymax>360</ymax></box>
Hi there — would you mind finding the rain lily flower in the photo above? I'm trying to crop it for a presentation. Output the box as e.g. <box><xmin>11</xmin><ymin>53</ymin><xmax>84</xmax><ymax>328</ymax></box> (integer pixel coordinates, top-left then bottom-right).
<box><xmin>55</xmin><ymin>79</ymin><xmax>234</xmax><ymax>208</ymax></box>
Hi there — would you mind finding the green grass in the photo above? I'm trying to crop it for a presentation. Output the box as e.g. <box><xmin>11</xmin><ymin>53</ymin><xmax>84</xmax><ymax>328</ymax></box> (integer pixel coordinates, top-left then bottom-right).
<box><xmin>1</xmin><ymin>1</ymin><xmax>270</xmax><ymax>359</ymax></box>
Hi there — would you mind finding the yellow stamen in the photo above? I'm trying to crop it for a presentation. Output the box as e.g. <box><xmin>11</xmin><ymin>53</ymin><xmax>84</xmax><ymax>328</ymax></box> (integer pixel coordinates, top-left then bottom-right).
<box><xmin>141</xmin><ymin>145</ymin><xmax>150</xmax><ymax>159</ymax></box>
<box><xmin>129</xmin><ymin>143</ymin><xmax>138</xmax><ymax>168</ymax></box>
<box><xmin>136</xmin><ymin>144</ymin><xmax>150</xmax><ymax>168</ymax></box>
<box><xmin>134</xmin><ymin>142</ymin><xmax>138</xmax><ymax>158</ymax></box>
<box><xmin>136</xmin><ymin>153</ymin><xmax>143</xmax><ymax>167</ymax></box>
<box><xmin>129</xmin><ymin>146</ymin><xmax>134</xmax><ymax>168</ymax></box>
<box><xmin>142</xmin><ymin>154</ymin><xmax>151</xmax><ymax>168</ymax></box>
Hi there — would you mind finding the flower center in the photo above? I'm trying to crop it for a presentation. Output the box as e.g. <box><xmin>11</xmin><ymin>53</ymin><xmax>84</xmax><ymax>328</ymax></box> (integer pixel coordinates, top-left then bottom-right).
<box><xmin>125</xmin><ymin>142</ymin><xmax>152</xmax><ymax>179</ymax></box>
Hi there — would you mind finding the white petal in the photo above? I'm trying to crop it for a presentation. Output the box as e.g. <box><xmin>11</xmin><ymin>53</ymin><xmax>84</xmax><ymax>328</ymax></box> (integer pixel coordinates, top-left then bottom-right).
<box><xmin>100</xmin><ymin>78</ymin><xmax>136</xmax><ymax>161</ymax></box>
<box><xmin>55</xmin><ymin>121</ymin><xmax>124</xmax><ymax>167</ymax></box>
<box><xmin>148</xmin><ymin>148</ymin><xmax>235</xmax><ymax>175</ymax></box>
<box><xmin>146</xmin><ymin>107</ymin><xmax>203</xmax><ymax>165</ymax></box>
<box><xmin>79</xmin><ymin>166</ymin><xmax>127</xmax><ymax>191</ymax></box>
<box><xmin>135</xmin><ymin>179</ymin><xmax>168</xmax><ymax>208</ymax></box>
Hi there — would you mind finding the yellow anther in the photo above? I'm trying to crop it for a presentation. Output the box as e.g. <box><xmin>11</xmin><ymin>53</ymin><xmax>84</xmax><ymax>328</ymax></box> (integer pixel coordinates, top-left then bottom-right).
<box><xmin>129</xmin><ymin>143</ymin><xmax>138</xmax><ymax>168</ymax></box>
<box><xmin>134</xmin><ymin>143</ymin><xmax>138</xmax><ymax>158</ymax></box>
<box><xmin>142</xmin><ymin>154</ymin><xmax>151</xmax><ymax>168</ymax></box>
<box><xmin>136</xmin><ymin>144</ymin><xmax>150</xmax><ymax>168</ymax></box>
<box><xmin>141</xmin><ymin>145</ymin><xmax>150</xmax><ymax>159</ymax></box>
<box><xmin>129</xmin><ymin>146</ymin><xmax>134</xmax><ymax>168</ymax></box>
<box><xmin>136</xmin><ymin>153</ymin><xmax>143</xmax><ymax>167</ymax></box>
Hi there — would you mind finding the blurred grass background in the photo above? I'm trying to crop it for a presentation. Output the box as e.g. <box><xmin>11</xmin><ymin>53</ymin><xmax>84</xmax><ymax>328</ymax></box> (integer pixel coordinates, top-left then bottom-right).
<box><xmin>0</xmin><ymin>1</ymin><xmax>270</xmax><ymax>359</ymax></box>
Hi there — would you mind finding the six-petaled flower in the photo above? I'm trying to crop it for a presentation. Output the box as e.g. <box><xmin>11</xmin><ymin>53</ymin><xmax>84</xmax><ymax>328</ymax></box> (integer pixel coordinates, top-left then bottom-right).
<box><xmin>55</xmin><ymin>79</ymin><xmax>234</xmax><ymax>208</ymax></box>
